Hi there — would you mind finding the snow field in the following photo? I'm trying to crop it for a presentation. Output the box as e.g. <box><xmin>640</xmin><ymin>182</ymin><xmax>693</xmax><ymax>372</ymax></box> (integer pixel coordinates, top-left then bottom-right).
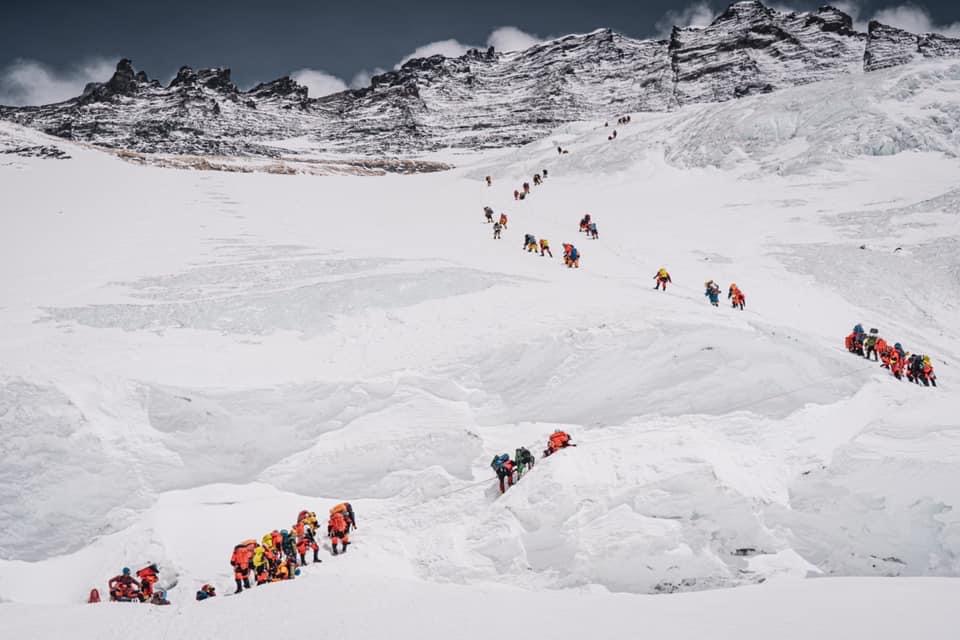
<box><xmin>1</xmin><ymin>58</ymin><xmax>960</xmax><ymax>637</ymax></box>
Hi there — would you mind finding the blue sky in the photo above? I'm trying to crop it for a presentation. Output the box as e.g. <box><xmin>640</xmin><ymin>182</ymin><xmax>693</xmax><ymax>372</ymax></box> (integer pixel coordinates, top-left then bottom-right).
<box><xmin>2</xmin><ymin>0</ymin><xmax>959</xmax><ymax>105</ymax></box>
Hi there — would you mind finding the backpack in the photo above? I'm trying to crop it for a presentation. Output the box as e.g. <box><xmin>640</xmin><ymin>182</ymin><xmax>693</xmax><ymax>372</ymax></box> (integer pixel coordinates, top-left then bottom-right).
<box><xmin>491</xmin><ymin>454</ymin><xmax>509</xmax><ymax>471</ymax></box>
<box><xmin>88</xmin><ymin>588</ymin><xmax>101</xmax><ymax>604</ymax></box>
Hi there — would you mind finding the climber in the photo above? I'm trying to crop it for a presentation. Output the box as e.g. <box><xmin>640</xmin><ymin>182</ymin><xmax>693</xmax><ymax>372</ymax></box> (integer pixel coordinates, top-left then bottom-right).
<box><xmin>484</xmin><ymin>206</ymin><xmax>494</xmax><ymax>223</ymax></box>
<box><xmin>845</xmin><ymin>330</ymin><xmax>864</xmax><ymax>356</ymax></box>
<box><xmin>557</xmin><ymin>146</ymin><xmax>563</xmax><ymax>155</ymax></box>
<box><xmin>539</xmin><ymin>238</ymin><xmax>552</xmax><ymax>257</ymax></box>
<box><xmin>514</xmin><ymin>446</ymin><xmax>535</xmax><ymax>479</ymax></box>
<box><xmin>499</xmin><ymin>212</ymin><xmax>508</xmax><ymax>228</ymax></box>
<box><xmin>562</xmin><ymin>243</ymin><xmax>573</xmax><ymax>263</ymax></box>
<box><xmin>705</xmin><ymin>281</ymin><xmax>720</xmax><ymax>307</ymax></box>
<box><xmin>230</xmin><ymin>541</ymin><xmax>255</xmax><ymax>593</ymax></box>
<box><xmin>524</xmin><ymin>234</ymin><xmax>537</xmax><ymax>252</ymax></box>
<box><xmin>923</xmin><ymin>355</ymin><xmax>937</xmax><ymax>387</ymax></box>
<box><xmin>135</xmin><ymin>564</ymin><xmax>159</xmax><ymax>599</ymax></box>
<box><xmin>654</xmin><ymin>268</ymin><xmax>672</xmax><ymax>291</ymax></box>
<box><xmin>149</xmin><ymin>590</ymin><xmax>170</xmax><ymax>606</ymax></box>
<box><xmin>567</xmin><ymin>245</ymin><xmax>580</xmax><ymax>268</ymax></box>
<box><xmin>272</xmin><ymin>560</ymin><xmax>291</xmax><ymax>581</ymax></box>
<box><xmin>543</xmin><ymin>430</ymin><xmax>573</xmax><ymax>457</ymax></box>
<box><xmin>490</xmin><ymin>454</ymin><xmax>514</xmax><ymax>493</ymax></box>
<box><xmin>533</xmin><ymin>173</ymin><xmax>542</xmax><ymax>186</ymax></box>
<box><xmin>906</xmin><ymin>354</ymin><xmax>924</xmax><ymax>384</ymax></box>
<box><xmin>878</xmin><ymin>338</ymin><xmax>891</xmax><ymax>368</ymax></box>
<box><xmin>589</xmin><ymin>222</ymin><xmax>598</xmax><ymax>240</ymax></box>
<box><xmin>271</xmin><ymin>530</ymin><xmax>283</xmax><ymax>557</ymax></box>
<box><xmin>297</xmin><ymin>526</ymin><xmax>321</xmax><ymax>564</ymax></box>
<box><xmin>543</xmin><ymin>168</ymin><xmax>548</xmax><ymax>179</ymax></box>
<box><xmin>514</xmin><ymin>189</ymin><xmax>520</xmax><ymax>201</ymax></box>
<box><xmin>523</xmin><ymin>182</ymin><xmax>530</xmax><ymax>195</ymax></box>
<box><xmin>485</xmin><ymin>175</ymin><xmax>492</xmax><ymax>187</ymax></box>
<box><xmin>262</xmin><ymin>532</ymin><xmax>276</xmax><ymax>556</ymax></box>
<box><xmin>281</xmin><ymin>529</ymin><xmax>297</xmax><ymax>562</ymax></box>
<box><xmin>297</xmin><ymin>510</ymin><xmax>319</xmax><ymax>531</ymax></box>
<box><xmin>328</xmin><ymin>510</ymin><xmax>350</xmax><ymax>556</ymax></box>
<box><xmin>331</xmin><ymin>501</ymin><xmax>357</xmax><ymax>531</ymax></box>
<box><xmin>252</xmin><ymin>544</ymin><xmax>269</xmax><ymax>584</ymax></box>
<box><xmin>493</xmin><ymin>221</ymin><xmax>502</xmax><ymax>239</ymax></box>
<box><xmin>196</xmin><ymin>584</ymin><xmax>216</xmax><ymax>601</ymax></box>
<box><xmin>889</xmin><ymin>348</ymin><xmax>905</xmax><ymax>380</ymax></box>
<box><xmin>579</xmin><ymin>214</ymin><xmax>591</xmax><ymax>233</ymax></box>
<box><xmin>108</xmin><ymin>568</ymin><xmax>142</xmax><ymax>602</ymax></box>
<box><xmin>864</xmin><ymin>328</ymin><xmax>880</xmax><ymax>361</ymax></box>
<box><xmin>728</xmin><ymin>283</ymin><xmax>745</xmax><ymax>310</ymax></box>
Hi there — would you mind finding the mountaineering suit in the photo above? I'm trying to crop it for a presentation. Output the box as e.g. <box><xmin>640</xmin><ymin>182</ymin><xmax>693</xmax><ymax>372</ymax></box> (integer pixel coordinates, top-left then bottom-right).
<box><xmin>490</xmin><ymin>454</ymin><xmax>516</xmax><ymax>494</ymax></box>
<box><xmin>231</xmin><ymin>541</ymin><xmax>255</xmax><ymax>593</ymax></box>
<box><xmin>196</xmin><ymin>584</ymin><xmax>216</xmax><ymax>601</ymax></box>
<box><xmin>493</xmin><ymin>222</ymin><xmax>502</xmax><ymax>239</ymax></box>
<box><xmin>108</xmin><ymin>570</ymin><xmax>141</xmax><ymax>602</ymax></box>
<box><xmin>705</xmin><ymin>282</ymin><xmax>720</xmax><ymax>307</ymax></box>
<box><xmin>654</xmin><ymin>269</ymin><xmax>671</xmax><ymax>291</ymax></box>
<box><xmin>728</xmin><ymin>284</ymin><xmax>745</xmax><ymax>310</ymax></box>
<box><xmin>330</xmin><ymin>502</ymin><xmax>357</xmax><ymax>531</ymax></box>
<box><xmin>328</xmin><ymin>511</ymin><xmax>350</xmax><ymax>555</ymax></box>
<box><xmin>544</xmin><ymin>430</ymin><xmax>573</xmax><ymax>457</ymax></box>
<box><xmin>539</xmin><ymin>238</ymin><xmax>552</xmax><ymax>257</ymax></box>
<box><xmin>864</xmin><ymin>331</ymin><xmax>879</xmax><ymax>361</ymax></box>
<box><xmin>514</xmin><ymin>447</ymin><xmax>535</xmax><ymax>479</ymax></box>
<box><xmin>589</xmin><ymin>222</ymin><xmax>598</xmax><ymax>239</ymax></box>
<box><xmin>297</xmin><ymin>527</ymin><xmax>321</xmax><ymax>564</ymax></box>
<box><xmin>135</xmin><ymin>564</ymin><xmax>159</xmax><ymax>598</ymax></box>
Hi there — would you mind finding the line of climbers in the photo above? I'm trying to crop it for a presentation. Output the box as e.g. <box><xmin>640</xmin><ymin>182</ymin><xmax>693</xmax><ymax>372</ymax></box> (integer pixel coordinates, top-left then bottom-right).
<box><xmin>228</xmin><ymin>503</ymin><xmax>357</xmax><ymax>595</ymax></box>
<box><xmin>513</xmin><ymin>169</ymin><xmax>548</xmax><ymax>201</ymax></box>
<box><xmin>490</xmin><ymin>430</ymin><xmax>575</xmax><ymax>494</ymax></box>
<box><xmin>705</xmin><ymin>281</ymin><xmax>746</xmax><ymax>310</ymax></box>
<box><xmin>844</xmin><ymin>324</ymin><xmax>937</xmax><ymax>386</ymax></box>
<box><xmin>90</xmin><ymin>564</ymin><xmax>170</xmax><ymax>605</ymax></box>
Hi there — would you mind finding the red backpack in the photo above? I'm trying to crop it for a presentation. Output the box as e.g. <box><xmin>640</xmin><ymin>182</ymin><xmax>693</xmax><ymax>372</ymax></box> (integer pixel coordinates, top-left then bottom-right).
<box><xmin>88</xmin><ymin>588</ymin><xmax>101</xmax><ymax>604</ymax></box>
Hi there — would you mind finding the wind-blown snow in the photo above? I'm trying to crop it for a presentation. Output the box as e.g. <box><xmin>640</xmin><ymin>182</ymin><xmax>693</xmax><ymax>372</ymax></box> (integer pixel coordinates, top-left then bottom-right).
<box><xmin>1</xmin><ymin>57</ymin><xmax>959</xmax><ymax>638</ymax></box>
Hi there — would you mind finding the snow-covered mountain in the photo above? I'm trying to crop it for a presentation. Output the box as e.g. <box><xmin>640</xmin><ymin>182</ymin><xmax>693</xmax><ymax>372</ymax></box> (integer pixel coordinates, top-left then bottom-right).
<box><xmin>3</xmin><ymin>0</ymin><xmax>960</xmax><ymax>157</ymax></box>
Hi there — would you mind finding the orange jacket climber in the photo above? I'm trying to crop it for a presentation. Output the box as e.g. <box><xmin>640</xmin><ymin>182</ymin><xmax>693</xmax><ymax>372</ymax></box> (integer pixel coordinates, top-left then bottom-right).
<box><xmin>328</xmin><ymin>511</ymin><xmax>350</xmax><ymax>555</ymax></box>
<box><xmin>330</xmin><ymin>502</ymin><xmax>357</xmax><ymax>530</ymax></box>
<box><xmin>108</xmin><ymin>569</ymin><xmax>141</xmax><ymax>602</ymax></box>
<box><xmin>544</xmin><ymin>430</ymin><xmax>573</xmax><ymax>456</ymax></box>
<box><xmin>135</xmin><ymin>564</ymin><xmax>159</xmax><ymax>598</ymax></box>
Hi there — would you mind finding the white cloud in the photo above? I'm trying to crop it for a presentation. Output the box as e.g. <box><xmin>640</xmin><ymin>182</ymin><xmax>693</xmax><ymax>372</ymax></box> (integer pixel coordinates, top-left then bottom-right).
<box><xmin>290</xmin><ymin>68</ymin><xmax>348</xmax><ymax>97</ymax></box>
<box><xmin>654</xmin><ymin>2</ymin><xmax>717</xmax><ymax>39</ymax></box>
<box><xmin>486</xmin><ymin>26</ymin><xmax>543</xmax><ymax>52</ymax></box>
<box><xmin>0</xmin><ymin>58</ymin><xmax>115</xmax><ymax>107</ymax></box>
<box><xmin>872</xmin><ymin>4</ymin><xmax>960</xmax><ymax>36</ymax></box>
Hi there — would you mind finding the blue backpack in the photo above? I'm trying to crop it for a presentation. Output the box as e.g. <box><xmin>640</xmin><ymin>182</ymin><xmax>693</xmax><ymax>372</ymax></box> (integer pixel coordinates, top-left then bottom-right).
<box><xmin>490</xmin><ymin>454</ymin><xmax>509</xmax><ymax>471</ymax></box>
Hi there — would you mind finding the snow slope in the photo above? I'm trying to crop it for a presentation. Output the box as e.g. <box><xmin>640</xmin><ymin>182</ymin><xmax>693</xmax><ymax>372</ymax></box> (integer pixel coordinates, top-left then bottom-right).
<box><xmin>1</xmin><ymin>59</ymin><xmax>960</xmax><ymax>637</ymax></box>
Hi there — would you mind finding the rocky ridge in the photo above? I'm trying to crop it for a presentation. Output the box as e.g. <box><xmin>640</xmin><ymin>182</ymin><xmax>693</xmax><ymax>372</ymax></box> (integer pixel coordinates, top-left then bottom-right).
<box><xmin>2</xmin><ymin>1</ymin><xmax>959</xmax><ymax>157</ymax></box>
